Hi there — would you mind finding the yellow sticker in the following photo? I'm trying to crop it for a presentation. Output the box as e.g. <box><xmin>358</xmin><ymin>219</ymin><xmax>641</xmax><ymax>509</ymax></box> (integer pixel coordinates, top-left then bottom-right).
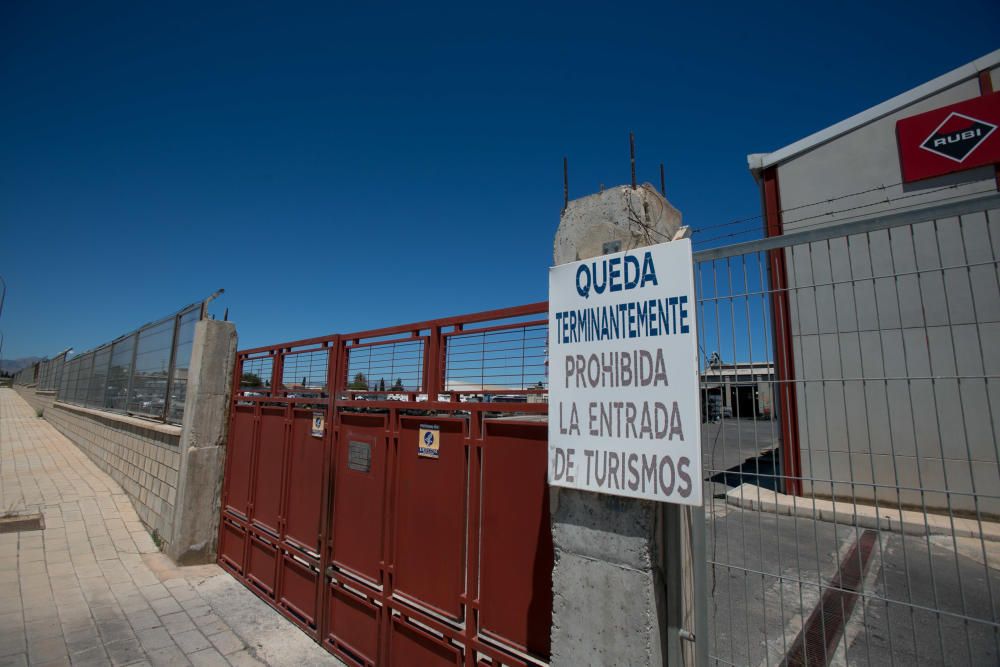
<box><xmin>418</xmin><ymin>424</ymin><xmax>440</xmax><ymax>459</ymax></box>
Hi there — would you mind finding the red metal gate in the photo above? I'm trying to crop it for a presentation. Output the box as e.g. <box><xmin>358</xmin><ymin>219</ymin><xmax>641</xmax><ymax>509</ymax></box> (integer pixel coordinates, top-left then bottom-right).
<box><xmin>218</xmin><ymin>303</ymin><xmax>552</xmax><ymax>666</ymax></box>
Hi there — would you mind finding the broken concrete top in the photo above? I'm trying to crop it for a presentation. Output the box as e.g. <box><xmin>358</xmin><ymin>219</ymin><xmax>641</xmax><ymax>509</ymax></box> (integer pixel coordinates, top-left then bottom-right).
<box><xmin>554</xmin><ymin>183</ymin><xmax>682</xmax><ymax>265</ymax></box>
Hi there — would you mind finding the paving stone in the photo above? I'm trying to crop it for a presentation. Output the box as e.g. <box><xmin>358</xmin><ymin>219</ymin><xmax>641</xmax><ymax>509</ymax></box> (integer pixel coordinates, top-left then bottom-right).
<box><xmin>190</xmin><ymin>615</ymin><xmax>226</xmax><ymax>638</ymax></box>
<box><xmin>150</xmin><ymin>597</ymin><xmax>183</xmax><ymax>617</ymax></box>
<box><xmin>62</xmin><ymin>626</ymin><xmax>101</xmax><ymax>655</ymax></box>
<box><xmin>52</xmin><ymin>592</ymin><xmax>86</xmax><ymax>609</ymax></box>
<box><xmin>25</xmin><ymin>635</ymin><xmax>67</xmax><ymax>665</ymax></box>
<box><xmin>205</xmin><ymin>631</ymin><xmax>243</xmax><ymax>657</ymax></box>
<box><xmin>22</xmin><ymin>607</ymin><xmax>59</xmax><ymax>625</ymax></box>
<box><xmin>0</xmin><ymin>598</ymin><xmax>23</xmax><ymax>616</ymax></box>
<box><xmin>0</xmin><ymin>630</ymin><xmax>27</xmax><ymax>658</ymax></box>
<box><xmin>95</xmin><ymin>619</ymin><xmax>134</xmax><ymax>645</ymax></box>
<box><xmin>223</xmin><ymin>651</ymin><xmax>265</xmax><ymax>667</ymax></box>
<box><xmin>136</xmin><ymin>627</ymin><xmax>175</xmax><ymax>653</ymax></box>
<box><xmin>0</xmin><ymin>611</ymin><xmax>24</xmax><ymax>631</ymax></box>
<box><xmin>159</xmin><ymin>612</ymin><xmax>195</xmax><ymax>635</ymax></box>
<box><xmin>178</xmin><ymin>600</ymin><xmax>210</xmax><ymax>619</ymax></box>
<box><xmin>32</xmin><ymin>658</ymin><xmax>70</xmax><ymax>667</ymax></box>
<box><xmin>67</xmin><ymin>646</ymin><xmax>108</xmax><ymax>667</ymax></box>
<box><xmin>186</xmin><ymin>649</ymin><xmax>228</xmax><ymax>667</ymax></box>
<box><xmin>59</xmin><ymin>613</ymin><xmax>96</xmax><ymax>636</ymax></box>
<box><xmin>139</xmin><ymin>585</ymin><xmax>171</xmax><ymax>603</ymax></box>
<box><xmin>90</xmin><ymin>604</ymin><xmax>125</xmax><ymax>623</ymax></box>
<box><xmin>120</xmin><ymin>596</ymin><xmax>153</xmax><ymax>615</ymax></box>
<box><xmin>170</xmin><ymin>630</ymin><xmax>210</xmax><ymax>656</ymax></box>
<box><xmin>145</xmin><ymin>645</ymin><xmax>191</xmax><ymax>667</ymax></box>
<box><xmin>103</xmin><ymin>638</ymin><xmax>145</xmax><ymax>667</ymax></box>
<box><xmin>24</xmin><ymin>620</ymin><xmax>62</xmax><ymax>642</ymax></box>
<box><xmin>128</xmin><ymin>609</ymin><xmax>162</xmax><ymax>632</ymax></box>
<box><xmin>166</xmin><ymin>587</ymin><xmax>199</xmax><ymax>604</ymax></box>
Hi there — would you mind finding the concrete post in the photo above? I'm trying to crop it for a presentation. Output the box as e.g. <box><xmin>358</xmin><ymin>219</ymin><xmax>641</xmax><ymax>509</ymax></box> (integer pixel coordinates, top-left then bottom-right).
<box><xmin>549</xmin><ymin>184</ymin><xmax>686</xmax><ymax>665</ymax></box>
<box><xmin>166</xmin><ymin>319</ymin><xmax>238</xmax><ymax>565</ymax></box>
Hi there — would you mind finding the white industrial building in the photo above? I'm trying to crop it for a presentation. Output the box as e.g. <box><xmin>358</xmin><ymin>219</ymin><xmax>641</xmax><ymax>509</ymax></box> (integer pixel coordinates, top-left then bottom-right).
<box><xmin>748</xmin><ymin>49</ymin><xmax>1000</xmax><ymax>515</ymax></box>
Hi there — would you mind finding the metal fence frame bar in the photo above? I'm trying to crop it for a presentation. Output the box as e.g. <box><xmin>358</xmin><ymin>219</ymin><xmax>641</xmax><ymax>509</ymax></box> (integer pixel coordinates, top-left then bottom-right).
<box><xmin>12</xmin><ymin>296</ymin><xmax>216</xmax><ymax>424</ymax></box>
<box><xmin>694</xmin><ymin>193</ymin><xmax>1000</xmax><ymax>262</ymax></box>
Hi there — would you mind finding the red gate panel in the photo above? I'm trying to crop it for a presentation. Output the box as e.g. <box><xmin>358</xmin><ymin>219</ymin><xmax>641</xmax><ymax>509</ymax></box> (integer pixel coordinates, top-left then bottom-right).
<box><xmin>325</xmin><ymin>578</ymin><xmax>382</xmax><ymax>666</ymax></box>
<box><xmin>285</xmin><ymin>408</ymin><xmax>327</xmax><ymax>554</ymax></box>
<box><xmin>392</xmin><ymin>417</ymin><xmax>467</xmax><ymax>621</ymax></box>
<box><xmin>389</xmin><ymin>617</ymin><xmax>463</xmax><ymax>667</ymax></box>
<box><xmin>247</xmin><ymin>532</ymin><xmax>278</xmax><ymax>598</ymax></box>
<box><xmin>225</xmin><ymin>405</ymin><xmax>256</xmax><ymax>518</ymax></box>
<box><xmin>252</xmin><ymin>406</ymin><xmax>287</xmax><ymax>536</ymax></box>
<box><xmin>478</xmin><ymin>419</ymin><xmax>552</xmax><ymax>659</ymax></box>
<box><xmin>330</xmin><ymin>414</ymin><xmax>388</xmax><ymax>587</ymax></box>
<box><xmin>219</xmin><ymin>517</ymin><xmax>247</xmax><ymax>573</ymax></box>
<box><xmin>279</xmin><ymin>552</ymin><xmax>320</xmax><ymax>629</ymax></box>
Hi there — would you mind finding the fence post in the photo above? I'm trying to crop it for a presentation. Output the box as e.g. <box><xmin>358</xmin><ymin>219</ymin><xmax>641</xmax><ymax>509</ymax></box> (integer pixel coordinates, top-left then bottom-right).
<box><xmin>163</xmin><ymin>313</ymin><xmax>182</xmax><ymax>421</ymax></box>
<box><xmin>166</xmin><ymin>318</ymin><xmax>237</xmax><ymax>564</ymax></box>
<box><xmin>123</xmin><ymin>332</ymin><xmax>139</xmax><ymax>414</ymax></box>
<box><xmin>103</xmin><ymin>345</ymin><xmax>114</xmax><ymax>410</ymax></box>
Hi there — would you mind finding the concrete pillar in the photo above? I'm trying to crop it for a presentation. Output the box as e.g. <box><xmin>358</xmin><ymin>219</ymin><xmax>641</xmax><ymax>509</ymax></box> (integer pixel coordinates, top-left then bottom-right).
<box><xmin>166</xmin><ymin>319</ymin><xmax>237</xmax><ymax>565</ymax></box>
<box><xmin>549</xmin><ymin>184</ymin><xmax>685</xmax><ymax>666</ymax></box>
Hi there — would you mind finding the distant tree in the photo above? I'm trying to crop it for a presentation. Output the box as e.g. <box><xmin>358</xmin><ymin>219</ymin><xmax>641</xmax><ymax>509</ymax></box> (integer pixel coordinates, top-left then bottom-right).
<box><xmin>349</xmin><ymin>372</ymin><xmax>368</xmax><ymax>390</ymax></box>
<box><xmin>241</xmin><ymin>372</ymin><xmax>262</xmax><ymax>387</ymax></box>
<box><xmin>379</xmin><ymin>378</ymin><xmax>386</xmax><ymax>391</ymax></box>
<box><xmin>391</xmin><ymin>377</ymin><xmax>404</xmax><ymax>391</ymax></box>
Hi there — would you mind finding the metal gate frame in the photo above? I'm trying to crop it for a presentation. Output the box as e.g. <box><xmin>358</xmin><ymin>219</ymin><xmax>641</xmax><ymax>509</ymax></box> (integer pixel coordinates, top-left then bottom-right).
<box><xmin>218</xmin><ymin>303</ymin><xmax>553</xmax><ymax>667</ymax></box>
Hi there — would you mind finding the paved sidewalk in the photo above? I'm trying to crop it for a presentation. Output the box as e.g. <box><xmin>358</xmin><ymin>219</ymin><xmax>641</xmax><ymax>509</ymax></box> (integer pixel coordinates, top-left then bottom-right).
<box><xmin>0</xmin><ymin>389</ymin><xmax>338</xmax><ymax>667</ymax></box>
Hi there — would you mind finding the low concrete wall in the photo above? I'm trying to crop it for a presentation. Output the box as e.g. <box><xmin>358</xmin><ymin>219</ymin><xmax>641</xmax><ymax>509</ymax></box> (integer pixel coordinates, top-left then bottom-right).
<box><xmin>15</xmin><ymin>385</ymin><xmax>182</xmax><ymax>541</ymax></box>
<box><xmin>46</xmin><ymin>402</ymin><xmax>182</xmax><ymax>539</ymax></box>
<box><xmin>13</xmin><ymin>385</ymin><xmax>56</xmax><ymax>415</ymax></box>
<box><xmin>12</xmin><ymin>319</ymin><xmax>237</xmax><ymax>564</ymax></box>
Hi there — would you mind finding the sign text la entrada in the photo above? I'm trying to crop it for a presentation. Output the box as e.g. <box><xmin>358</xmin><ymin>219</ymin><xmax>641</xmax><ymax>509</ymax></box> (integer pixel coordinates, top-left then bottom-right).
<box><xmin>548</xmin><ymin>240</ymin><xmax>702</xmax><ymax>506</ymax></box>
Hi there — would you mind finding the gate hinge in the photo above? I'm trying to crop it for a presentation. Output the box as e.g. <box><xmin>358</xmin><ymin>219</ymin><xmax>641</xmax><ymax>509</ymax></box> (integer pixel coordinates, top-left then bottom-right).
<box><xmin>325</xmin><ymin>565</ymin><xmax>335</xmax><ymax>578</ymax></box>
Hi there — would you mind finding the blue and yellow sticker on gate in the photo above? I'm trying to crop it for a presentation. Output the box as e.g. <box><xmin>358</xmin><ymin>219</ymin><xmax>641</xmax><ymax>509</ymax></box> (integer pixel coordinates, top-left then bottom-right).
<box><xmin>418</xmin><ymin>424</ymin><xmax>440</xmax><ymax>459</ymax></box>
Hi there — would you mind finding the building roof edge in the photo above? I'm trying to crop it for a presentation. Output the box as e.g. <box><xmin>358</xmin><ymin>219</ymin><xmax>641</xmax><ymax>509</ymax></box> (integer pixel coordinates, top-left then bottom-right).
<box><xmin>747</xmin><ymin>48</ymin><xmax>1000</xmax><ymax>172</ymax></box>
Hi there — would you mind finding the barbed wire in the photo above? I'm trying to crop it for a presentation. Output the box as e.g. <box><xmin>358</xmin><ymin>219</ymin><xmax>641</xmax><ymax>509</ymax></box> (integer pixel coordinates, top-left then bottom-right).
<box><xmin>692</xmin><ymin>181</ymin><xmax>994</xmax><ymax>246</ymax></box>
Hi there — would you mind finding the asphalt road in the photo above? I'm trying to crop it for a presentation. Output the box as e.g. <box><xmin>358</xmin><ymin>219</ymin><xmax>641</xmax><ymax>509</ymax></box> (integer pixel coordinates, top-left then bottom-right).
<box><xmin>701</xmin><ymin>417</ymin><xmax>781</xmax><ymax>476</ymax></box>
<box><xmin>700</xmin><ymin>418</ymin><xmax>1000</xmax><ymax>666</ymax></box>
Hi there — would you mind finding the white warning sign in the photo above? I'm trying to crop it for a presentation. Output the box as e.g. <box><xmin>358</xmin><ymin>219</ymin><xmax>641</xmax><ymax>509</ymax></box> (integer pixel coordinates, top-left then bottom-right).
<box><xmin>547</xmin><ymin>239</ymin><xmax>702</xmax><ymax>506</ymax></box>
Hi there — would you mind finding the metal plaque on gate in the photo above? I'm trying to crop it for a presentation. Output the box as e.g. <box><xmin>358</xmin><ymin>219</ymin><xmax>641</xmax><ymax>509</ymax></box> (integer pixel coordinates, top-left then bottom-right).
<box><xmin>311</xmin><ymin>412</ymin><xmax>325</xmax><ymax>438</ymax></box>
<box><xmin>418</xmin><ymin>424</ymin><xmax>440</xmax><ymax>459</ymax></box>
<box><xmin>348</xmin><ymin>441</ymin><xmax>371</xmax><ymax>472</ymax></box>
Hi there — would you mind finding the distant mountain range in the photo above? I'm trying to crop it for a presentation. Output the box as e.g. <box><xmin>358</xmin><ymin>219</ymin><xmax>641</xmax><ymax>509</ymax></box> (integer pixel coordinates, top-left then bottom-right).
<box><xmin>0</xmin><ymin>357</ymin><xmax>44</xmax><ymax>374</ymax></box>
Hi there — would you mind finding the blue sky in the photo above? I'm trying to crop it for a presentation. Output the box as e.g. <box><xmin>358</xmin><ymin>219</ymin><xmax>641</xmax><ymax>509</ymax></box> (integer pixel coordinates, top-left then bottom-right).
<box><xmin>1</xmin><ymin>1</ymin><xmax>998</xmax><ymax>359</ymax></box>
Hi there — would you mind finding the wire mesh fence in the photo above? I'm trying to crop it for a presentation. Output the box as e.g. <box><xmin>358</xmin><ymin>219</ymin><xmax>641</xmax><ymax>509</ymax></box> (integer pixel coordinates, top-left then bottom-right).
<box><xmin>696</xmin><ymin>194</ymin><xmax>1000</xmax><ymax>666</ymax></box>
<box><xmin>13</xmin><ymin>301</ymin><xmax>207</xmax><ymax>425</ymax></box>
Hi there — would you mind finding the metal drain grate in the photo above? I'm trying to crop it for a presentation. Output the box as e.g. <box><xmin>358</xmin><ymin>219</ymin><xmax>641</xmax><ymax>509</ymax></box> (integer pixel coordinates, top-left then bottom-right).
<box><xmin>781</xmin><ymin>529</ymin><xmax>878</xmax><ymax>667</ymax></box>
<box><xmin>0</xmin><ymin>513</ymin><xmax>45</xmax><ymax>534</ymax></box>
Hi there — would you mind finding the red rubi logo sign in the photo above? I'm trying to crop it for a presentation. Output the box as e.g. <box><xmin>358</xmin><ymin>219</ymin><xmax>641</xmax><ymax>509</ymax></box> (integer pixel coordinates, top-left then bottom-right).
<box><xmin>897</xmin><ymin>91</ymin><xmax>1000</xmax><ymax>182</ymax></box>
